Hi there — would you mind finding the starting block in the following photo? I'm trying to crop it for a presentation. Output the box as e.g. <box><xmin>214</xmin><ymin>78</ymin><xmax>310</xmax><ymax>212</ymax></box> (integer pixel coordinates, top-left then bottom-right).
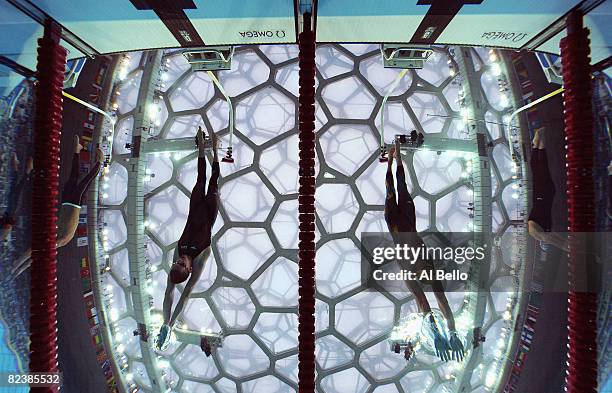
<box><xmin>388</xmin><ymin>312</ymin><xmax>424</xmax><ymax>361</ymax></box>
<box><xmin>171</xmin><ymin>327</ymin><xmax>226</xmax><ymax>358</ymax></box>
<box><xmin>379</xmin><ymin>131</ymin><xmax>425</xmax><ymax>162</ymax></box>
<box><xmin>183</xmin><ymin>46</ymin><xmax>234</xmax><ymax>72</ymax></box>
<box><xmin>381</xmin><ymin>44</ymin><xmax>433</xmax><ymax>70</ymax></box>
<box><xmin>390</xmin><ymin>338</ymin><xmax>416</xmax><ymax>361</ymax></box>
<box><xmin>142</xmin><ymin>135</ymin><xmax>216</xmax><ymax>154</ymax></box>
<box><xmin>194</xmin><ymin>134</ymin><xmax>214</xmax><ymax>150</ymax></box>
<box><xmin>199</xmin><ymin>331</ymin><xmax>225</xmax><ymax>357</ymax></box>
<box><xmin>389</xmin><ymin>310</ymin><xmax>455</xmax><ymax>361</ymax></box>
<box><xmin>396</xmin><ymin>131</ymin><xmax>425</xmax><ymax>149</ymax></box>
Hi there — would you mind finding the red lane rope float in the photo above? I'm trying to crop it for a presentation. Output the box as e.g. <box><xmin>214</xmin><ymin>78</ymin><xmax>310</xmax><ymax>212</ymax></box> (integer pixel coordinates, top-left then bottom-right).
<box><xmin>29</xmin><ymin>20</ymin><xmax>66</xmax><ymax>392</ymax></box>
<box><xmin>297</xmin><ymin>11</ymin><xmax>316</xmax><ymax>393</ymax></box>
<box><xmin>560</xmin><ymin>11</ymin><xmax>598</xmax><ymax>393</ymax></box>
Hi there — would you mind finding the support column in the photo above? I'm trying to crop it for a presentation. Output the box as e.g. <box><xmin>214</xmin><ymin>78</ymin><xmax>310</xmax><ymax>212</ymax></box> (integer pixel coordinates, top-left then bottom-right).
<box><xmin>297</xmin><ymin>11</ymin><xmax>317</xmax><ymax>393</ymax></box>
<box><xmin>561</xmin><ymin>11</ymin><xmax>598</xmax><ymax>393</ymax></box>
<box><xmin>86</xmin><ymin>55</ymin><xmax>128</xmax><ymax>393</ymax></box>
<box><xmin>126</xmin><ymin>50</ymin><xmax>167</xmax><ymax>393</ymax></box>
<box><xmin>453</xmin><ymin>46</ymin><xmax>493</xmax><ymax>392</ymax></box>
<box><xmin>29</xmin><ymin>20</ymin><xmax>66</xmax><ymax>393</ymax></box>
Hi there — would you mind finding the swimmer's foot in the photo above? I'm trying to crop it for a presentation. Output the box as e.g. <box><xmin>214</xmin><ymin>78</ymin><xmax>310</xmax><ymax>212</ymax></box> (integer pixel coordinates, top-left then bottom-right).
<box><xmin>531</xmin><ymin>130</ymin><xmax>539</xmax><ymax>149</ymax></box>
<box><xmin>26</xmin><ymin>157</ymin><xmax>33</xmax><ymax>175</ymax></box>
<box><xmin>74</xmin><ymin>135</ymin><xmax>83</xmax><ymax>154</ymax></box>
<box><xmin>197</xmin><ymin>126</ymin><xmax>206</xmax><ymax>156</ymax></box>
<box><xmin>96</xmin><ymin>147</ymin><xmax>104</xmax><ymax>163</ymax></box>
<box><xmin>532</xmin><ymin>128</ymin><xmax>545</xmax><ymax>150</ymax></box>
<box><xmin>11</xmin><ymin>153</ymin><xmax>19</xmax><ymax>172</ymax></box>
<box><xmin>388</xmin><ymin>145</ymin><xmax>395</xmax><ymax>165</ymax></box>
<box><xmin>537</xmin><ymin>128</ymin><xmax>546</xmax><ymax>149</ymax></box>
<box><xmin>1</xmin><ymin>225</ymin><xmax>12</xmax><ymax>243</ymax></box>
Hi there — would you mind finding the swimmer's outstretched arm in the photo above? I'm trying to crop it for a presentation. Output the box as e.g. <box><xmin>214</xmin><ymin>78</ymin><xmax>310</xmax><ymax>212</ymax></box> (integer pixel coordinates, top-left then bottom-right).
<box><xmin>12</xmin><ymin>221</ymin><xmax>84</xmax><ymax>277</ymax></box>
<box><xmin>431</xmin><ymin>280</ymin><xmax>455</xmax><ymax>331</ymax></box>
<box><xmin>412</xmin><ymin>278</ymin><xmax>452</xmax><ymax>361</ymax></box>
<box><xmin>162</xmin><ymin>277</ymin><xmax>175</xmax><ymax>324</ymax></box>
<box><xmin>12</xmin><ymin>231</ymin><xmax>81</xmax><ymax>277</ymax></box>
<box><xmin>528</xmin><ymin>221</ymin><xmax>569</xmax><ymax>252</ymax></box>
<box><xmin>405</xmin><ymin>279</ymin><xmax>431</xmax><ymax>314</ymax></box>
<box><xmin>432</xmin><ymin>279</ymin><xmax>465</xmax><ymax>361</ymax></box>
<box><xmin>12</xmin><ymin>249</ymin><xmax>32</xmax><ymax>277</ymax></box>
<box><xmin>162</xmin><ymin>251</ymin><xmax>177</xmax><ymax>326</ymax></box>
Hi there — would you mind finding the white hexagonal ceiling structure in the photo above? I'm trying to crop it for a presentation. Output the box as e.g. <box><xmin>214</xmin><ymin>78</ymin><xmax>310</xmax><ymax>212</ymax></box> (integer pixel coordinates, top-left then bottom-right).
<box><xmin>97</xmin><ymin>44</ymin><xmax>525</xmax><ymax>393</ymax></box>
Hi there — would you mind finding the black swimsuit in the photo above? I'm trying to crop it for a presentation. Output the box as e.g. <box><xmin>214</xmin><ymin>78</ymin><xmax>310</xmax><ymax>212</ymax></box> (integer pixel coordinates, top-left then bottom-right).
<box><xmin>177</xmin><ymin>159</ymin><xmax>219</xmax><ymax>259</ymax></box>
<box><xmin>384</xmin><ymin>163</ymin><xmax>417</xmax><ymax>235</ymax></box>
<box><xmin>384</xmin><ymin>162</ymin><xmax>434</xmax><ymax>277</ymax></box>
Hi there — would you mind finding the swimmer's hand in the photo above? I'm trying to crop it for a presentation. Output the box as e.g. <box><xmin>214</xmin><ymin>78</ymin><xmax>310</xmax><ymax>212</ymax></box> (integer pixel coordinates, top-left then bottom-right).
<box><xmin>433</xmin><ymin>329</ymin><xmax>451</xmax><ymax>362</ymax></box>
<box><xmin>448</xmin><ymin>331</ymin><xmax>465</xmax><ymax>362</ymax></box>
<box><xmin>156</xmin><ymin>324</ymin><xmax>171</xmax><ymax>351</ymax></box>
<box><xmin>427</xmin><ymin>315</ymin><xmax>450</xmax><ymax>362</ymax></box>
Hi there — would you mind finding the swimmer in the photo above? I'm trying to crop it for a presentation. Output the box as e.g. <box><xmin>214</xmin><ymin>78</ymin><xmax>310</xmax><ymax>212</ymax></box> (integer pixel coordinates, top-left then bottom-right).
<box><xmin>156</xmin><ymin>127</ymin><xmax>220</xmax><ymax>352</ymax></box>
<box><xmin>12</xmin><ymin>135</ymin><xmax>104</xmax><ymax>276</ymax></box>
<box><xmin>527</xmin><ymin>128</ymin><xmax>568</xmax><ymax>251</ymax></box>
<box><xmin>385</xmin><ymin>138</ymin><xmax>465</xmax><ymax>362</ymax></box>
